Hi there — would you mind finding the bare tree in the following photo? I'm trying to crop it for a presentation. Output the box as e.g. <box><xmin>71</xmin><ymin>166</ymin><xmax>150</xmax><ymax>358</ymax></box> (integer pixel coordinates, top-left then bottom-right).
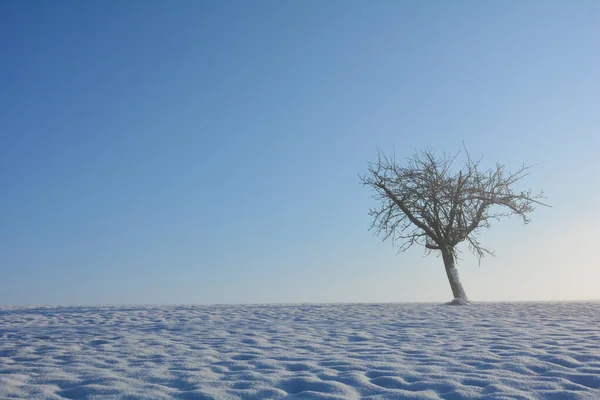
<box><xmin>361</xmin><ymin>146</ymin><xmax>548</xmax><ymax>302</ymax></box>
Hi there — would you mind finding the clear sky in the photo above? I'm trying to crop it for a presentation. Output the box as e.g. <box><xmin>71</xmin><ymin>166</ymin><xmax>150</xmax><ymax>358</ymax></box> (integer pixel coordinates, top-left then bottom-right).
<box><xmin>1</xmin><ymin>1</ymin><xmax>598</xmax><ymax>305</ymax></box>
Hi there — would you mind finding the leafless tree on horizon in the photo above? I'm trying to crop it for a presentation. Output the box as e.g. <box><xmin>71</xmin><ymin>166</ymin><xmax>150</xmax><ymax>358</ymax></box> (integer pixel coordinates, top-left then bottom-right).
<box><xmin>361</xmin><ymin>145</ymin><xmax>549</xmax><ymax>302</ymax></box>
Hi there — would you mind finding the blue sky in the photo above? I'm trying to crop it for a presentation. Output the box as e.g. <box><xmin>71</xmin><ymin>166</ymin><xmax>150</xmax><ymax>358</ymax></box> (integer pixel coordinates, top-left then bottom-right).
<box><xmin>1</xmin><ymin>1</ymin><xmax>598</xmax><ymax>305</ymax></box>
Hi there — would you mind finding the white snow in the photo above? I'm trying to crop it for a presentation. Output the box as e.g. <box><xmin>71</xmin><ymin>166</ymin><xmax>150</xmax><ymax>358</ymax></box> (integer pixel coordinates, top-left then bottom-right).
<box><xmin>1</xmin><ymin>302</ymin><xmax>599</xmax><ymax>399</ymax></box>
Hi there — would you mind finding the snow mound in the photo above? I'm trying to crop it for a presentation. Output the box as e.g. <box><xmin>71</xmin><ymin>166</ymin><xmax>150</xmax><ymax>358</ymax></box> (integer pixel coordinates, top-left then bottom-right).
<box><xmin>1</xmin><ymin>302</ymin><xmax>599</xmax><ymax>399</ymax></box>
<box><xmin>446</xmin><ymin>298</ymin><xmax>470</xmax><ymax>306</ymax></box>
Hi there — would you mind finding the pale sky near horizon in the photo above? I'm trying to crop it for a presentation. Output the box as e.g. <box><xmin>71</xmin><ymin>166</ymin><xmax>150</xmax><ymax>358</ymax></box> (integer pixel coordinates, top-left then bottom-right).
<box><xmin>1</xmin><ymin>1</ymin><xmax>598</xmax><ymax>305</ymax></box>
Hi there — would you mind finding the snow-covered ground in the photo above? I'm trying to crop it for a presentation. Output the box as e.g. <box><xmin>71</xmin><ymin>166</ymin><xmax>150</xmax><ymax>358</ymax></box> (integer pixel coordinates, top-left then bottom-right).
<box><xmin>1</xmin><ymin>302</ymin><xmax>599</xmax><ymax>399</ymax></box>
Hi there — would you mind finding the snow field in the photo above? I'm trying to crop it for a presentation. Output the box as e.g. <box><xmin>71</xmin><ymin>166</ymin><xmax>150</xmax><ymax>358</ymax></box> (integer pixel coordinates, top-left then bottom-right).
<box><xmin>1</xmin><ymin>302</ymin><xmax>599</xmax><ymax>399</ymax></box>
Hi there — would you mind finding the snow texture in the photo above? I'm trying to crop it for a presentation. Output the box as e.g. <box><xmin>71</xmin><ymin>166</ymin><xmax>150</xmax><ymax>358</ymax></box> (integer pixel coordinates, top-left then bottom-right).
<box><xmin>1</xmin><ymin>302</ymin><xmax>599</xmax><ymax>399</ymax></box>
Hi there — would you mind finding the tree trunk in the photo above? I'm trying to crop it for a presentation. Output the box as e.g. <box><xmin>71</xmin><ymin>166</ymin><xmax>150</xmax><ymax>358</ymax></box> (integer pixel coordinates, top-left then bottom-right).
<box><xmin>441</xmin><ymin>248</ymin><xmax>468</xmax><ymax>301</ymax></box>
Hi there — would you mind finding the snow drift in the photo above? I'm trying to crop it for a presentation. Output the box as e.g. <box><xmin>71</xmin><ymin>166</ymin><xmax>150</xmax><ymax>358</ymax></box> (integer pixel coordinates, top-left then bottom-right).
<box><xmin>1</xmin><ymin>302</ymin><xmax>599</xmax><ymax>399</ymax></box>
